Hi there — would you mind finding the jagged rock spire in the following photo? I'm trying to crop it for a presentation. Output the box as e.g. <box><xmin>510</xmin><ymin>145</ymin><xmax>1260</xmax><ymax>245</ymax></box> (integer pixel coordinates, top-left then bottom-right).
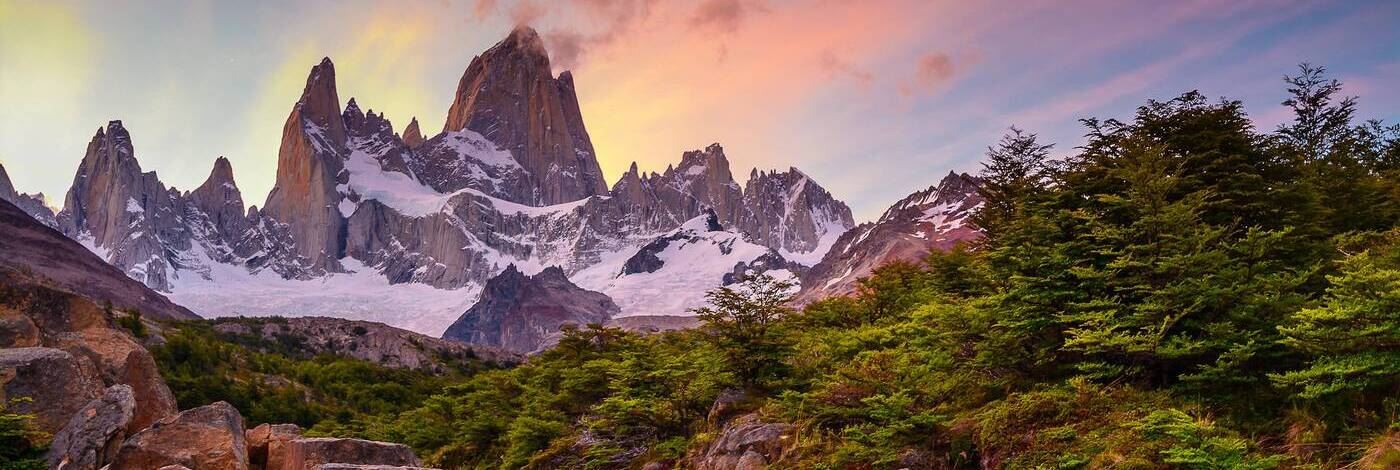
<box><xmin>441</xmin><ymin>26</ymin><xmax>608</xmax><ymax>206</ymax></box>
<box><xmin>188</xmin><ymin>156</ymin><xmax>247</xmax><ymax>240</ymax></box>
<box><xmin>261</xmin><ymin>57</ymin><xmax>349</xmax><ymax>273</ymax></box>
<box><xmin>402</xmin><ymin>117</ymin><xmax>424</xmax><ymax>148</ymax></box>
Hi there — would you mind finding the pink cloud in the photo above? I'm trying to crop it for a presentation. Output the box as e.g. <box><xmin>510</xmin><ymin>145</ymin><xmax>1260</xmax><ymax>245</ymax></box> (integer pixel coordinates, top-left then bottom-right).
<box><xmin>690</xmin><ymin>0</ymin><xmax>757</xmax><ymax>32</ymax></box>
<box><xmin>898</xmin><ymin>53</ymin><xmax>956</xmax><ymax>96</ymax></box>
<box><xmin>472</xmin><ymin>0</ymin><xmax>497</xmax><ymax>21</ymax></box>
<box><xmin>819</xmin><ymin>50</ymin><xmax>874</xmax><ymax>87</ymax></box>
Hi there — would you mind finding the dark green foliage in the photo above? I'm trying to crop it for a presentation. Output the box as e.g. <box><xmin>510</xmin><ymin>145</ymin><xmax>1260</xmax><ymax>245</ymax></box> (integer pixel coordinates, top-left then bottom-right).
<box><xmin>151</xmin><ymin>321</ymin><xmax>488</xmax><ymax>428</ymax></box>
<box><xmin>115</xmin><ymin>309</ymin><xmax>147</xmax><ymax>339</ymax></box>
<box><xmin>317</xmin><ymin>325</ymin><xmax>733</xmax><ymax>469</ymax></box>
<box><xmin>972</xmin><ymin>126</ymin><xmax>1053</xmax><ymax>243</ymax></box>
<box><xmin>0</xmin><ymin>399</ymin><xmax>47</xmax><ymax>470</ymax></box>
<box><xmin>691</xmin><ymin>273</ymin><xmax>794</xmax><ymax>389</ymax></box>
<box><xmin>1273</xmin><ymin>230</ymin><xmax>1400</xmax><ymax>400</ymax></box>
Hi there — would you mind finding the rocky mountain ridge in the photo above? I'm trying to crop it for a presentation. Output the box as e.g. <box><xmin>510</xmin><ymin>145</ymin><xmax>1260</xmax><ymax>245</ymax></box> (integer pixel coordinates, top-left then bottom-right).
<box><xmin>795</xmin><ymin>171</ymin><xmax>983</xmax><ymax>304</ymax></box>
<box><xmin>24</xmin><ymin>26</ymin><xmax>855</xmax><ymax>335</ymax></box>
<box><xmin>0</xmin><ymin>198</ymin><xmax>196</xmax><ymax>321</ymax></box>
<box><xmin>441</xmin><ymin>265</ymin><xmax>618</xmax><ymax>353</ymax></box>
<box><xmin>0</xmin><ymin>163</ymin><xmax>57</xmax><ymax>227</ymax></box>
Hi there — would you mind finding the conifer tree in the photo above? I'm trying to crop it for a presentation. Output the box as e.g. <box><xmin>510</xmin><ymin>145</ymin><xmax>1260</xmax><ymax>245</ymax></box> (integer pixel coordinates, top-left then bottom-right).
<box><xmin>692</xmin><ymin>273</ymin><xmax>795</xmax><ymax>389</ymax></box>
<box><xmin>1273</xmin><ymin>230</ymin><xmax>1400</xmax><ymax>399</ymax></box>
<box><xmin>972</xmin><ymin>127</ymin><xmax>1053</xmax><ymax>244</ymax></box>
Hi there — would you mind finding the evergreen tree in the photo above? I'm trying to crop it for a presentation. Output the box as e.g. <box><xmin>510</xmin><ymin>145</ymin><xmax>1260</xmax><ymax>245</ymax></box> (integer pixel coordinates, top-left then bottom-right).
<box><xmin>1278</xmin><ymin>63</ymin><xmax>1358</xmax><ymax>161</ymax></box>
<box><xmin>1273</xmin><ymin>230</ymin><xmax>1400</xmax><ymax>399</ymax></box>
<box><xmin>972</xmin><ymin>127</ymin><xmax>1053</xmax><ymax>244</ymax></box>
<box><xmin>692</xmin><ymin>273</ymin><xmax>795</xmax><ymax>389</ymax></box>
<box><xmin>1277</xmin><ymin>64</ymin><xmax>1400</xmax><ymax>233</ymax></box>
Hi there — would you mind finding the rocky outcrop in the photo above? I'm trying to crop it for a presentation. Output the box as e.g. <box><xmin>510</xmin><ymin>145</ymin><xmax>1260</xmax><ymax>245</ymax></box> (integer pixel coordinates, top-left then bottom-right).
<box><xmin>655</xmin><ymin>144</ymin><xmax>748</xmax><ymax>224</ymax></box>
<box><xmin>210</xmin><ymin>316</ymin><xmax>519</xmax><ymax>371</ymax></box>
<box><xmin>46</xmin><ymin>384</ymin><xmax>137</xmax><ymax>470</ymax></box>
<box><xmin>261</xmin><ymin>58</ymin><xmax>349</xmax><ymax>275</ymax></box>
<box><xmin>442</xmin><ymin>26</ymin><xmax>608</xmax><ymax>206</ymax></box>
<box><xmin>401</xmin><ymin>117</ymin><xmax>424</xmax><ymax>149</ymax></box>
<box><xmin>0</xmin><ymin>347</ymin><xmax>103</xmax><ymax>434</ymax></box>
<box><xmin>0</xmin><ymin>198</ymin><xmax>197</xmax><ymax>321</ymax></box>
<box><xmin>110</xmin><ymin>401</ymin><xmax>249</xmax><ymax>470</ymax></box>
<box><xmin>247</xmin><ymin>423</ymin><xmax>302</xmax><ymax>470</ymax></box>
<box><xmin>606</xmin><ymin>144</ymin><xmax>853</xmax><ymax>266</ymax></box>
<box><xmin>605</xmin><ymin>315</ymin><xmax>702</xmax><ymax>333</ymax></box>
<box><xmin>53</xmin><ymin>326</ymin><xmax>179</xmax><ymax>432</ymax></box>
<box><xmin>277</xmin><ymin>437</ymin><xmax>422</xmax><ymax>470</ymax></box>
<box><xmin>0</xmin><ymin>162</ymin><xmax>57</xmax><ymax>227</ymax></box>
<box><xmin>796</xmin><ymin>172</ymin><xmax>983</xmax><ymax>304</ymax></box>
<box><xmin>312</xmin><ymin>465</ymin><xmax>437</xmax><ymax>470</ymax></box>
<box><xmin>442</xmin><ymin>265</ymin><xmax>618</xmax><ymax>353</ymax></box>
<box><xmin>188</xmin><ymin>157</ymin><xmax>249</xmax><ymax>248</ymax></box>
<box><xmin>692</xmin><ymin>414</ymin><xmax>793</xmax><ymax>470</ymax></box>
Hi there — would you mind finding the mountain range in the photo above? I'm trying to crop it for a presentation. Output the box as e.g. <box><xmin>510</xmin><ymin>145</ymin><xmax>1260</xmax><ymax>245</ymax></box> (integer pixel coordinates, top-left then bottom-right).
<box><xmin>0</xmin><ymin>26</ymin><xmax>981</xmax><ymax>351</ymax></box>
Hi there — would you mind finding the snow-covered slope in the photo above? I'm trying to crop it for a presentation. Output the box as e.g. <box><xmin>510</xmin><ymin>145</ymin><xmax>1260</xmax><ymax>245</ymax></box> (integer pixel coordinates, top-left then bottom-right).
<box><xmin>574</xmin><ymin>213</ymin><xmax>800</xmax><ymax>318</ymax></box>
<box><xmin>169</xmin><ymin>257</ymin><xmax>478</xmax><ymax>336</ymax></box>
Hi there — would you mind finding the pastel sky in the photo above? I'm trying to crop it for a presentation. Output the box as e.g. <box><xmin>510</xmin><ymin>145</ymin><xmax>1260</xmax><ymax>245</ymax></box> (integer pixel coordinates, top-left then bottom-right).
<box><xmin>2</xmin><ymin>0</ymin><xmax>1398</xmax><ymax>221</ymax></box>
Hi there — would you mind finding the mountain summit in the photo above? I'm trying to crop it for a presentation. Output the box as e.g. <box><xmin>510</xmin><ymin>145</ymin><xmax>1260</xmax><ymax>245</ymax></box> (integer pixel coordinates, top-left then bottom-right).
<box><xmin>443</xmin><ymin>25</ymin><xmax>607</xmax><ymax>206</ymax></box>
<box><xmin>262</xmin><ymin>57</ymin><xmax>349</xmax><ymax>273</ymax></box>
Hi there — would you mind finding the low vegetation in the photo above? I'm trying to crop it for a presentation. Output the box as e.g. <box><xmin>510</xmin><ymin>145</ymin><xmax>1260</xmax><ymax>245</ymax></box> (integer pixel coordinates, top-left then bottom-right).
<box><xmin>149</xmin><ymin>319</ymin><xmax>499</xmax><ymax>429</ymax></box>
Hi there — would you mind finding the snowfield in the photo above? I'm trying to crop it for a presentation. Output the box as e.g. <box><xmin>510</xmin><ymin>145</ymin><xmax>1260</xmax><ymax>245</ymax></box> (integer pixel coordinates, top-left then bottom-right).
<box><xmin>169</xmin><ymin>257</ymin><xmax>480</xmax><ymax>337</ymax></box>
<box><xmin>574</xmin><ymin>216</ymin><xmax>798</xmax><ymax>318</ymax></box>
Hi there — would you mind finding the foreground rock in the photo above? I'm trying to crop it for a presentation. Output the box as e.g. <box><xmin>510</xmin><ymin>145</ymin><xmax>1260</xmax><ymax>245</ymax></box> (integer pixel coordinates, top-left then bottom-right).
<box><xmin>46</xmin><ymin>384</ymin><xmax>137</xmax><ymax>470</ymax></box>
<box><xmin>247</xmin><ymin>423</ymin><xmax>303</xmax><ymax>470</ymax></box>
<box><xmin>110</xmin><ymin>401</ymin><xmax>249</xmax><ymax>470</ymax></box>
<box><xmin>54</xmin><ymin>326</ymin><xmax>179</xmax><ymax>432</ymax></box>
<box><xmin>0</xmin><ymin>346</ymin><xmax>102</xmax><ymax>433</ymax></box>
<box><xmin>277</xmin><ymin>437</ymin><xmax>422</xmax><ymax>470</ymax></box>
<box><xmin>692</xmin><ymin>414</ymin><xmax>793</xmax><ymax>470</ymax></box>
<box><xmin>313</xmin><ymin>465</ymin><xmax>437</xmax><ymax>470</ymax></box>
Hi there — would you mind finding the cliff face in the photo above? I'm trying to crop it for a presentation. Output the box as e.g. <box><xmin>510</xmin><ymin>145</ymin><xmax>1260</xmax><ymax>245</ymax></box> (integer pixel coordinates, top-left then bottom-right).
<box><xmin>442</xmin><ymin>26</ymin><xmax>608</xmax><ymax>206</ymax></box>
<box><xmin>56</xmin><ymin>121</ymin><xmax>194</xmax><ymax>291</ymax></box>
<box><xmin>186</xmin><ymin>157</ymin><xmax>247</xmax><ymax>247</ymax></box>
<box><xmin>260</xmin><ymin>58</ymin><xmax>349</xmax><ymax>274</ymax></box>
<box><xmin>739</xmin><ymin>167</ymin><xmax>855</xmax><ymax>263</ymax></box>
